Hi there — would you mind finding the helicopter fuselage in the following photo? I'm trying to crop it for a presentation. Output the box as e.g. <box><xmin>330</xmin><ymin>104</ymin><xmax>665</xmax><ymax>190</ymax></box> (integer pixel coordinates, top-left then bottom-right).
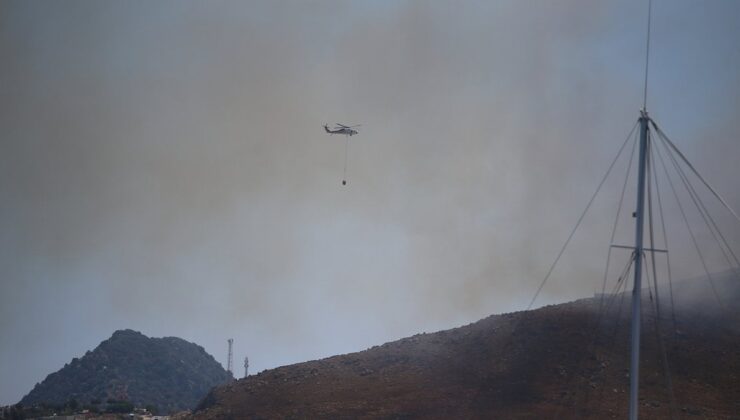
<box><xmin>324</xmin><ymin>125</ymin><xmax>358</xmax><ymax>136</ymax></box>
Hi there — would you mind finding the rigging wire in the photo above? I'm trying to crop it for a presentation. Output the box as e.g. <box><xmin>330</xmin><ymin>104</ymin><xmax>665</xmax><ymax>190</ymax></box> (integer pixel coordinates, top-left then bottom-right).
<box><xmin>655</xmin><ymin>135</ymin><xmax>733</xmax><ymax>312</ymax></box>
<box><xmin>559</xmin><ymin>252</ymin><xmax>635</xmax><ymax>419</ymax></box>
<box><xmin>646</xmin><ymin>130</ymin><xmax>663</xmax><ymax>322</ymax></box>
<box><xmin>342</xmin><ymin>136</ymin><xmax>349</xmax><ymax>186</ymax></box>
<box><xmin>642</xmin><ymin>251</ymin><xmax>678</xmax><ymax>419</ymax></box>
<box><xmin>649</xmin><ymin>134</ymin><xmax>678</xmax><ymax>332</ymax></box>
<box><xmin>652</xmin><ymin>134</ymin><xmax>726</xmax><ymax>310</ymax></box>
<box><xmin>645</xmin><ymin>132</ymin><xmax>679</xmax><ymax>419</ymax></box>
<box><xmin>655</xmin><ymin>128</ymin><xmax>740</xmax><ymax>272</ymax></box>
<box><xmin>653</xmin><ymin>128</ymin><xmax>740</xmax><ymax>273</ymax></box>
<box><xmin>600</xmin><ymin>128</ymin><xmax>639</xmax><ymax>311</ymax></box>
<box><xmin>651</xmin><ymin>121</ymin><xmax>740</xmax><ymax>225</ymax></box>
<box><xmin>527</xmin><ymin>121</ymin><xmax>639</xmax><ymax>310</ymax></box>
<box><xmin>593</xmin><ymin>265</ymin><xmax>631</xmax><ymax>409</ymax></box>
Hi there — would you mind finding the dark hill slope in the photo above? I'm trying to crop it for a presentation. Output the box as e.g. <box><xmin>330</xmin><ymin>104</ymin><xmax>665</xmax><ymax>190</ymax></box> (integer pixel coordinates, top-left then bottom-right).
<box><xmin>194</xmin><ymin>279</ymin><xmax>739</xmax><ymax>419</ymax></box>
<box><xmin>21</xmin><ymin>329</ymin><xmax>233</xmax><ymax>413</ymax></box>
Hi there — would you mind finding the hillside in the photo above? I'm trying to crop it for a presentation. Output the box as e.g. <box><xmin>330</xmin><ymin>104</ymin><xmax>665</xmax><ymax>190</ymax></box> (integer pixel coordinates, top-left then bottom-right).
<box><xmin>194</xmin><ymin>278</ymin><xmax>739</xmax><ymax>419</ymax></box>
<box><xmin>21</xmin><ymin>329</ymin><xmax>233</xmax><ymax>414</ymax></box>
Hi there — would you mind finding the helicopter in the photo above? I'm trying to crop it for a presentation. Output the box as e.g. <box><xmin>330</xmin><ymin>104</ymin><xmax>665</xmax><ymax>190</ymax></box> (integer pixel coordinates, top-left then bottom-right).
<box><xmin>323</xmin><ymin>123</ymin><xmax>361</xmax><ymax>185</ymax></box>
<box><xmin>324</xmin><ymin>123</ymin><xmax>360</xmax><ymax>137</ymax></box>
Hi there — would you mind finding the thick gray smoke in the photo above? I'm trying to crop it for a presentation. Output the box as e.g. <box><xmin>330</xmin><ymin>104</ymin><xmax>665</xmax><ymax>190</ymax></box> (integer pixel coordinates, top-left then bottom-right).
<box><xmin>1</xmin><ymin>0</ymin><xmax>738</xmax><ymax>404</ymax></box>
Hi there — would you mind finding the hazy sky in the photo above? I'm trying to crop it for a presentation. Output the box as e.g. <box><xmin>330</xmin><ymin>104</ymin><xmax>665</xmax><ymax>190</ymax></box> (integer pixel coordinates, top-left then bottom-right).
<box><xmin>1</xmin><ymin>0</ymin><xmax>739</xmax><ymax>405</ymax></box>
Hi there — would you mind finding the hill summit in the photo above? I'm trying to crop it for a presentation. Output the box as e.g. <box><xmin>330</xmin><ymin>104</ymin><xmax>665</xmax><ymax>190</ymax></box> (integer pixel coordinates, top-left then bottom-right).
<box><xmin>21</xmin><ymin>329</ymin><xmax>232</xmax><ymax>413</ymax></box>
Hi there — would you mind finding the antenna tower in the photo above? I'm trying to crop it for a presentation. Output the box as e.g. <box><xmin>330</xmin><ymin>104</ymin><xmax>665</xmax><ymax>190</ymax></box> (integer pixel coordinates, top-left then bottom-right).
<box><xmin>244</xmin><ymin>356</ymin><xmax>249</xmax><ymax>378</ymax></box>
<box><xmin>629</xmin><ymin>2</ymin><xmax>652</xmax><ymax>419</ymax></box>
<box><xmin>226</xmin><ymin>338</ymin><xmax>234</xmax><ymax>377</ymax></box>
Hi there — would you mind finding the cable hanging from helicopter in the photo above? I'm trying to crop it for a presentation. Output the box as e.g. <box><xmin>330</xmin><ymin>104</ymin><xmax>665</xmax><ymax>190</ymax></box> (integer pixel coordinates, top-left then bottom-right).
<box><xmin>323</xmin><ymin>123</ymin><xmax>361</xmax><ymax>186</ymax></box>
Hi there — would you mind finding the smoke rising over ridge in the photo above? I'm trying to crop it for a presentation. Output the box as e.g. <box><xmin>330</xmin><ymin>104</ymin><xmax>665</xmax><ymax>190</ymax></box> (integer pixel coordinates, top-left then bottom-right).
<box><xmin>1</xmin><ymin>0</ymin><xmax>739</xmax><ymax>404</ymax></box>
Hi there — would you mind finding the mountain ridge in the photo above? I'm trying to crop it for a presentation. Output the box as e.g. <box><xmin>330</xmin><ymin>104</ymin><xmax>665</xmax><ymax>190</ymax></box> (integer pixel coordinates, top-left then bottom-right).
<box><xmin>193</xmin><ymin>277</ymin><xmax>739</xmax><ymax>419</ymax></box>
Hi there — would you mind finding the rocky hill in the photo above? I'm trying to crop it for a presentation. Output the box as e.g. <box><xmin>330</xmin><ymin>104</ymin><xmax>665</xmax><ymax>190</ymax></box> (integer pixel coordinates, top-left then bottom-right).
<box><xmin>21</xmin><ymin>329</ymin><xmax>233</xmax><ymax>413</ymax></box>
<box><xmin>193</xmin><ymin>277</ymin><xmax>739</xmax><ymax>419</ymax></box>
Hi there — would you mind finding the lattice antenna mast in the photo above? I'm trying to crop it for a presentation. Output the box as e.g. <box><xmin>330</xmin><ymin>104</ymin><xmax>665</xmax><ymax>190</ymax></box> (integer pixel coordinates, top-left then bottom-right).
<box><xmin>227</xmin><ymin>338</ymin><xmax>234</xmax><ymax>377</ymax></box>
<box><xmin>244</xmin><ymin>356</ymin><xmax>249</xmax><ymax>378</ymax></box>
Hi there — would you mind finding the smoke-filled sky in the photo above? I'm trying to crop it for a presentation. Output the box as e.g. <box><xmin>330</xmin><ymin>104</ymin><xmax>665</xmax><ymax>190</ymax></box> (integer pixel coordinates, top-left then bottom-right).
<box><xmin>1</xmin><ymin>0</ymin><xmax>739</xmax><ymax>404</ymax></box>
